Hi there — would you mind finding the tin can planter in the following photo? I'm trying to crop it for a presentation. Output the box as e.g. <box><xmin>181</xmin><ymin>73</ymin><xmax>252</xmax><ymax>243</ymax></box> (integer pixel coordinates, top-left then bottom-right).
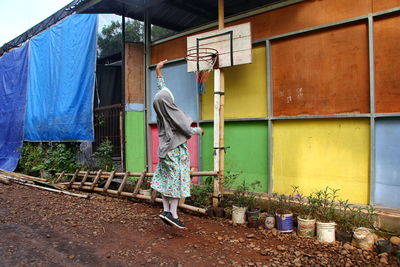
<box><xmin>316</xmin><ymin>221</ymin><xmax>336</xmax><ymax>242</ymax></box>
<box><xmin>232</xmin><ymin>206</ymin><xmax>247</xmax><ymax>224</ymax></box>
<box><xmin>265</xmin><ymin>214</ymin><xmax>275</xmax><ymax>230</ymax></box>
<box><xmin>276</xmin><ymin>213</ymin><xmax>293</xmax><ymax>233</ymax></box>
<box><xmin>297</xmin><ymin>216</ymin><xmax>316</xmax><ymax>237</ymax></box>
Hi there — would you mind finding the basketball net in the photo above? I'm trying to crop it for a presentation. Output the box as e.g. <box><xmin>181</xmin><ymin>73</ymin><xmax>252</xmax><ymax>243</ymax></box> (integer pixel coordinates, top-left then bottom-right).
<box><xmin>194</xmin><ymin>54</ymin><xmax>218</xmax><ymax>94</ymax></box>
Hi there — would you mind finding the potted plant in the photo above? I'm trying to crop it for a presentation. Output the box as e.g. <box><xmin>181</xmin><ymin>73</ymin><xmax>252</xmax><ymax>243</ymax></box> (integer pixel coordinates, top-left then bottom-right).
<box><xmin>294</xmin><ymin>187</ymin><xmax>317</xmax><ymax>238</ymax></box>
<box><xmin>231</xmin><ymin>181</ymin><xmax>252</xmax><ymax>224</ymax></box>
<box><xmin>313</xmin><ymin>186</ymin><xmax>339</xmax><ymax>243</ymax></box>
<box><xmin>275</xmin><ymin>193</ymin><xmax>294</xmax><ymax>233</ymax></box>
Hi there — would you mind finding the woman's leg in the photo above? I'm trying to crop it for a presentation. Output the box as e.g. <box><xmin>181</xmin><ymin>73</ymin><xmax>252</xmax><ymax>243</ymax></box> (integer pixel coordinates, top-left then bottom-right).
<box><xmin>169</xmin><ymin>198</ymin><xmax>180</xmax><ymax>219</ymax></box>
<box><xmin>161</xmin><ymin>195</ymin><xmax>171</xmax><ymax>212</ymax></box>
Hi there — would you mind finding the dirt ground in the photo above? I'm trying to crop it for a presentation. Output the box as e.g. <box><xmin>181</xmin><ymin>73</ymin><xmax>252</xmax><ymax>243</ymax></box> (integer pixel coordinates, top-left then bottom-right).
<box><xmin>0</xmin><ymin>183</ymin><xmax>398</xmax><ymax>267</ymax></box>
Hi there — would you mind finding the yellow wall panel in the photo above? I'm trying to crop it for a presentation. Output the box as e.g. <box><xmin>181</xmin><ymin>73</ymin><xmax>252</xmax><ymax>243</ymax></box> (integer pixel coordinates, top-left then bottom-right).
<box><xmin>272</xmin><ymin>119</ymin><xmax>370</xmax><ymax>204</ymax></box>
<box><xmin>202</xmin><ymin>45</ymin><xmax>267</xmax><ymax>120</ymax></box>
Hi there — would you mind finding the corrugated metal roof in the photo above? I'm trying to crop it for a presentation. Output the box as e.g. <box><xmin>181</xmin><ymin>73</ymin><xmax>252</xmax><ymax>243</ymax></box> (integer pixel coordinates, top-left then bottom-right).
<box><xmin>0</xmin><ymin>0</ymin><xmax>286</xmax><ymax>55</ymax></box>
<box><xmin>81</xmin><ymin>0</ymin><xmax>285</xmax><ymax>31</ymax></box>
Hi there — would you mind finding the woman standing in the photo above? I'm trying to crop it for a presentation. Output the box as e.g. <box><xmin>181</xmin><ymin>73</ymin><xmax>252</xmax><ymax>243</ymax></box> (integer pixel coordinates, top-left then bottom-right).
<box><xmin>151</xmin><ymin>60</ymin><xmax>203</xmax><ymax>229</ymax></box>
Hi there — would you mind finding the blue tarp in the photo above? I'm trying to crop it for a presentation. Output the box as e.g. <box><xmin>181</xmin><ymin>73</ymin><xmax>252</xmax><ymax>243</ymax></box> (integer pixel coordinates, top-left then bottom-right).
<box><xmin>24</xmin><ymin>14</ymin><xmax>98</xmax><ymax>141</ymax></box>
<box><xmin>0</xmin><ymin>43</ymin><xmax>29</xmax><ymax>171</ymax></box>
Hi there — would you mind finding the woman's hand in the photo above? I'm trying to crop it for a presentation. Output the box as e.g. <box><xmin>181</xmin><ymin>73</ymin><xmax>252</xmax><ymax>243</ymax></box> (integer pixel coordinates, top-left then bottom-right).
<box><xmin>156</xmin><ymin>59</ymin><xmax>168</xmax><ymax>70</ymax></box>
<box><xmin>156</xmin><ymin>59</ymin><xmax>168</xmax><ymax>77</ymax></box>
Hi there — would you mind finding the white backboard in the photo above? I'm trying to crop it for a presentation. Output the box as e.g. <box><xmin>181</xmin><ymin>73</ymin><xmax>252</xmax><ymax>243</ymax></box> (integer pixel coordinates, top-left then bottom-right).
<box><xmin>186</xmin><ymin>22</ymin><xmax>252</xmax><ymax>72</ymax></box>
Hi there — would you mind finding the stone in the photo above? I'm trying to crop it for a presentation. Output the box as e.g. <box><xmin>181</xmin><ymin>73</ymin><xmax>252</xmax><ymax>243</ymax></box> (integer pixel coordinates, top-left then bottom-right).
<box><xmin>277</xmin><ymin>245</ymin><xmax>286</xmax><ymax>251</ymax></box>
<box><xmin>379</xmin><ymin>257</ymin><xmax>389</xmax><ymax>265</ymax></box>
<box><xmin>390</xmin><ymin>236</ymin><xmax>400</xmax><ymax>246</ymax></box>
<box><xmin>294</xmin><ymin>251</ymin><xmax>301</xmax><ymax>257</ymax></box>
<box><xmin>260</xmin><ymin>250</ymin><xmax>268</xmax><ymax>256</ymax></box>
<box><xmin>247</xmin><ymin>234</ymin><xmax>255</xmax><ymax>238</ymax></box>
<box><xmin>343</xmin><ymin>243</ymin><xmax>355</xmax><ymax>250</ymax></box>
<box><xmin>238</xmin><ymin>238</ymin><xmax>245</xmax><ymax>243</ymax></box>
<box><xmin>341</xmin><ymin>250</ymin><xmax>348</xmax><ymax>255</ymax></box>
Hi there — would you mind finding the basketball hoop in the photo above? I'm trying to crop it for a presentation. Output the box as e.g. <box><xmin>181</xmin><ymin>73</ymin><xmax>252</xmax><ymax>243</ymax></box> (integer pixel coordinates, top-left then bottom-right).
<box><xmin>186</xmin><ymin>47</ymin><xmax>219</xmax><ymax>94</ymax></box>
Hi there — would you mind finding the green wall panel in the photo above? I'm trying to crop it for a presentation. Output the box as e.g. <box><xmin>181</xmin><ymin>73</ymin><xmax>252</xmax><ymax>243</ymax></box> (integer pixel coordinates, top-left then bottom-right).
<box><xmin>125</xmin><ymin>111</ymin><xmax>146</xmax><ymax>172</ymax></box>
<box><xmin>201</xmin><ymin>121</ymin><xmax>268</xmax><ymax>192</ymax></box>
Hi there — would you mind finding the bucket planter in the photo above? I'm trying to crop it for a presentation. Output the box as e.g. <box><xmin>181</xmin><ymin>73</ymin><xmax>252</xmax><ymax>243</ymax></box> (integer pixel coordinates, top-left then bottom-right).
<box><xmin>316</xmin><ymin>221</ymin><xmax>336</xmax><ymax>242</ymax></box>
<box><xmin>232</xmin><ymin>205</ymin><xmax>247</xmax><ymax>224</ymax></box>
<box><xmin>246</xmin><ymin>208</ymin><xmax>260</xmax><ymax>219</ymax></box>
<box><xmin>276</xmin><ymin>212</ymin><xmax>294</xmax><ymax>233</ymax></box>
<box><xmin>297</xmin><ymin>216</ymin><xmax>316</xmax><ymax>237</ymax></box>
<box><xmin>265</xmin><ymin>214</ymin><xmax>275</xmax><ymax>230</ymax></box>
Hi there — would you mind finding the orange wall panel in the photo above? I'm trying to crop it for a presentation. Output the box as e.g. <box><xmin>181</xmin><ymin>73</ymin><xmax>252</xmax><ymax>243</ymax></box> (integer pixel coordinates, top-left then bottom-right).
<box><xmin>230</xmin><ymin>0</ymin><xmax>371</xmax><ymax>41</ymax></box>
<box><xmin>272</xmin><ymin>23</ymin><xmax>370</xmax><ymax>116</ymax></box>
<box><xmin>151</xmin><ymin>0</ymin><xmax>373</xmax><ymax>64</ymax></box>
<box><xmin>374</xmin><ymin>16</ymin><xmax>400</xmax><ymax>113</ymax></box>
<box><xmin>373</xmin><ymin>0</ymin><xmax>400</xmax><ymax>12</ymax></box>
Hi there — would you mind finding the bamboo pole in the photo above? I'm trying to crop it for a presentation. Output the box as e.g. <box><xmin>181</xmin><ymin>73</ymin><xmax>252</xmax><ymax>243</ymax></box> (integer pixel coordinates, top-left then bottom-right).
<box><xmin>6</xmin><ymin>177</ymin><xmax>89</xmax><ymax>198</ymax></box>
<box><xmin>68</xmin><ymin>183</ymin><xmax>206</xmax><ymax>214</ymax></box>
<box><xmin>57</xmin><ymin>171</ymin><xmax>218</xmax><ymax>178</ymax></box>
<box><xmin>212</xmin><ymin>0</ymin><xmax>226</xmax><ymax>207</ymax></box>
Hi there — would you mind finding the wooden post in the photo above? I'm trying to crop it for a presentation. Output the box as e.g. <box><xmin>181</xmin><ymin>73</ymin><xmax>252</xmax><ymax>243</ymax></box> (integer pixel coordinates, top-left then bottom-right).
<box><xmin>55</xmin><ymin>171</ymin><xmax>65</xmax><ymax>183</ymax></box>
<box><xmin>103</xmin><ymin>170</ymin><xmax>116</xmax><ymax>192</ymax></box>
<box><xmin>133</xmin><ymin>170</ymin><xmax>146</xmax><ymax>196</ymax></box>
<box><xmin>67</xmin><ymin>169</ymin><xmax>80</xmax><ymax>189</ymax></box>
<box><xmin>117</xmin><ymin>172</ymin><xmax>129</xmax><ymax>196</ymax></box>
<box><xmin>213</xmin><ymin>0</ymin><xmax>225</xmax><ymax>207</ymax></box>
<box><xmin>79</xmin><ymin>171</ymin><xmax>89</xmax><ymax>190</ymax></box>
<box><xmin>90</xmin><ymin>170</ymin><xmax>103</xmax><ymax>190</ymax></box>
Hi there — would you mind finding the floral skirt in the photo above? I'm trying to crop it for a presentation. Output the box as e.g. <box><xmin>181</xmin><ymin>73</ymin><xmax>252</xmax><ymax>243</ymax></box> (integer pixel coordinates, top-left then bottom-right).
<box><xmin>151</xmin><ymin>143</ymin><xmax>191</xmax><ymax>198</ymax></box>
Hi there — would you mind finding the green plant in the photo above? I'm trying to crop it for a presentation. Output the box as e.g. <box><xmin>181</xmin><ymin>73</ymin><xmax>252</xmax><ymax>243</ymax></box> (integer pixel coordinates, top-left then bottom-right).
<box><xmin>231</xmin><ymin>180</ymin><xmax>260</xmax><ymax>209</ymax></box>
<box><xmin>309</xmin><ymin>186</ymin><xmax>340</xmax><ymax>222</ymax></box>
<box><xmin>87</xmin><ymin>140</ymin><xmax>115</xmax><ymax>171</ymax></box>
<box><xmin>189</xmin><ymin>176</ymin><xmax>214</xmax><ymax>208</ymax></box>
<box><xmin>17</xmin><ymin>142</ymin><xmax>80</xmax><ymax>177</ymax></box>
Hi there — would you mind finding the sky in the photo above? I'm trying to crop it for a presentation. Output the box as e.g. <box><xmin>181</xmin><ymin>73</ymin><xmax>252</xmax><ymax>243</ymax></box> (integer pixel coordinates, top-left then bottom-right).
<box><xmin>0</xmin><ymin>0</ymin><xmax>74</xmax><ymax>46</ymax></box>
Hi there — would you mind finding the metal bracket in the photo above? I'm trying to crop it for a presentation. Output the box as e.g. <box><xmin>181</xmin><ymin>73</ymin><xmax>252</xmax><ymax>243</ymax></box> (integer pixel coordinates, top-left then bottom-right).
<box><xmin>214</xmin><ymin>91</ymin><xmax>225</xmax><ymax>95</ymax></box>
<box><xmin>213</xmin><ymin>146</ymin><xmax>230</xmax><ymax>155</ymax></box>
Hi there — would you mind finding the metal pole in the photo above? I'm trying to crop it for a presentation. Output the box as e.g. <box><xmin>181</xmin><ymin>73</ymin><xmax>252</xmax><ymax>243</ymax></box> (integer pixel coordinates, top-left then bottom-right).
<box><xmin>144</xmin><ymin>8</ymin><xmax>152</xmax><ymax>172</ymax></box>
<box><xmin>266</xmin><ymin>40</ymin><xmax>273</xmax><ymax>194</ymax></box>
<box><xmin>121</xmin><ymin>15</ymin><xmax>126</xmax><ymax>170</ymax></box>
<box><xmin>368</xmin><ymin>14</ymin><xmax>376</xmax><ymax>205</ymax></box>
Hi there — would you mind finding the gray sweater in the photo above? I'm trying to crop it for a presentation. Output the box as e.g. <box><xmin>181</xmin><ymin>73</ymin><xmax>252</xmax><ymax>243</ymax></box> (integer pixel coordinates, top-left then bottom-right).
<box><xmin>153</xmin><ymin>90</ymin><xmax>195</xmax><ymax>158</ymax></box>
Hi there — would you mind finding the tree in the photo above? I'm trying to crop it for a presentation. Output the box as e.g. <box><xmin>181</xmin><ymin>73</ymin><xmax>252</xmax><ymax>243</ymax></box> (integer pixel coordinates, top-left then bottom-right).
<box><xmin>97</xmin><ymin>19</ymin><xmax>176</xmax><ymax>58</ymax></box>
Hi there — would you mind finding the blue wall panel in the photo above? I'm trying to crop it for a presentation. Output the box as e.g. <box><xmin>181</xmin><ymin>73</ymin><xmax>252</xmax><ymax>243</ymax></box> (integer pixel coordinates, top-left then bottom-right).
<box><xmin>375</xmin><ymin>118</ymin><xmax>400</xmax><ymax>208</ymax></box>
<box><xmin>149</xmin><ymin>61</ymin><xmax>198</xmax><ymax>123</ymax></box>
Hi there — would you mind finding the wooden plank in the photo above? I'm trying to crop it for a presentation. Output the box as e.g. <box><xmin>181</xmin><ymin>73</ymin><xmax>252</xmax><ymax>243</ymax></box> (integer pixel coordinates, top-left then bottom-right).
<box><xmin>0</xmin><ymin>170</ymin><xmax>47</xmax><ymax>182</ymax></box>
<box><xmin>90</xmin><ymin>170</ymin><xmax>103</xmax><ymax>190</ymax></box>
<box><xmin>55</xmin><ymin>171</ymin><xmax>65</xmax><ymax>183</ymax></box>
<box><xmin>0</xmin><ymin>177</ymin><xmax>11</xmax><ymax>185</ymax></box>
<box><xmin>103</xmin><ymin>170</ymin><xmax>116</xmax><ymax>192</ymax></box>
<box><xmin>125</xmin><ymin>42</ymin><xmax>144</xmax><ymax>105</ymax></box>
<box><xmin>79</xmin><ymin>171</ymin><xmax>89</xmax><ymax>190</ymax></box>
<box><xmin>117</xmin><ymin>172</ymin><xmax>129</xmax><ymax>196</ymax></box>
<box><xmin>67</xmin><ymin>169</ymin><xmax>80</xmax><ymax>189</ymax></box>
<box><xmin>132</xmin><ymin>171</ymin><xmax>146</xmax><ymax>196</ymax></box>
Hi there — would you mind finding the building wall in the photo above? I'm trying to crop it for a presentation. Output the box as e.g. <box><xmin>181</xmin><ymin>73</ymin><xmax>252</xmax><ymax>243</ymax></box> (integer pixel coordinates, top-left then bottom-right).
<box><xmin>144</xmin><ymin>0</ymin><xmax>400</xmax><ymax>207</ymax></box>
<box><xmin>125</xmin><ymin>111</ymin><xmax>146</xmax><ymax>172</ymax></box>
